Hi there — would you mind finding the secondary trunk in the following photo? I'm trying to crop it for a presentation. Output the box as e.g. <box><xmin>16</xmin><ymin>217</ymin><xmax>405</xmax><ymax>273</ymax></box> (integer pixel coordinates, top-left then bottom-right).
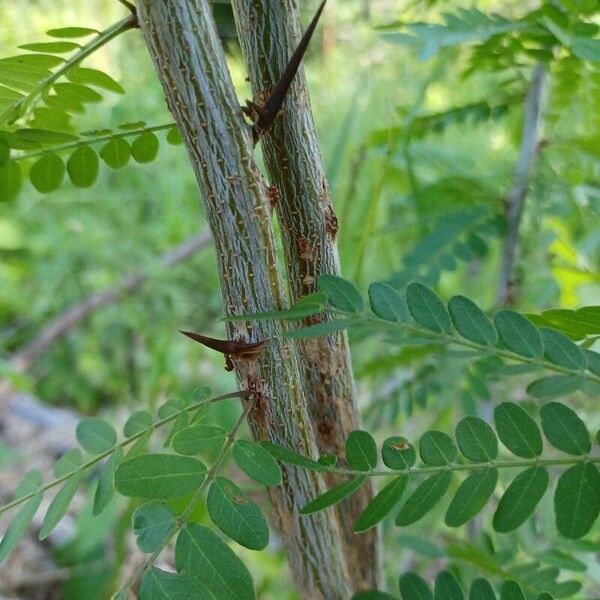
<box><xmin>231</xmin><ymin>0</ymin><xmax>379</xmax><ymax>589</ymax></box>
<box><xmin>137</xmin><ymin>1</ymin><xmax>351</xmax><ymax>597</ymax></box>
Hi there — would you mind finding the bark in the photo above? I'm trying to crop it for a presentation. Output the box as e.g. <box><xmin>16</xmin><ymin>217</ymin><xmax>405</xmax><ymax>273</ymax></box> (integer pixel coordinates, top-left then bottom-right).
<box><xmin>137</xmin><ymin>1</ymin><xmax>351</xmax><ymax>598</ymax></box>
<box><xmin>231</xmin><ymin>1</ymin><xmax>379</xmax><ymax>590</ymax></box>
<box><xmin>496</xmin><ymin>64</ymin><xmax>547</xmax><ymax>307</ymax></box>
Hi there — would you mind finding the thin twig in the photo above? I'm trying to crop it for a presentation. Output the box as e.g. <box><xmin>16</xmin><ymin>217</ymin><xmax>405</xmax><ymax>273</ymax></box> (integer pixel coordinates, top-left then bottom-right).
<box><xmin>0</xmin><ymin>17</ymin><xmax>137</xmax><ymax>125</ymax></box>
<box><xmin>114</xmin><ymin>394</ymin><xmax>255</xmax><ymax>598</ymax></box>
<box><xmin>0</xmin><ymin>390</ymin><xmax>250</xmax><ymax>516</ymax></box>
<box><xmin>496</xmin><ymin>64</ymin><xmax>547</xmax><ymax>306</ymax></box>
<box><xmin>8</xmin><ymin>231</ymin><xmax>211</xmax><ymax>374</ymax></box>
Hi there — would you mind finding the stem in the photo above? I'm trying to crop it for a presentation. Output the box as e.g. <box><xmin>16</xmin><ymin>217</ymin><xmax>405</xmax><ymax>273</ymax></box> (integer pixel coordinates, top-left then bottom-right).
<box><xmin>327</xmin><ymin>455</ymin><xmax>600</xmax><ymax>478</ymax></box>
<box><xmin>0</xmin><ymin>16</ymin><xmax>137</xmax><ymax>125</ymax></box>
<box><xmin>336</xmin><ymin>310</ymin><xmax>600</xmax><ymax>386</ymax></box>
<box><xmin>496</xmin><ymin>64</ymin><xmax>547</xmax><ymax>306</ymax></box>
<box><xmin>114</xmin><ymin>395</ymin><xmax>255</xmax><ymax>598</ymax></box>
<box><xmin>0</xmin><ymin>390</ymin><xmax>250</xmax><ymax>515</ymax></box>
<box><xmin>12</xmin><ymin>122</ymin><xmax>175</xmax><ymax>162</ymax></box>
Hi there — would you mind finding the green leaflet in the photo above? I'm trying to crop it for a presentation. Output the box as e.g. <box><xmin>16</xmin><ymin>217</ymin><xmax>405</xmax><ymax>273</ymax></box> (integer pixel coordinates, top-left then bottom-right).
<box><xmin>175</xmin><ymin>524</ymin><xmax>256</xmax><ymax>600</ymax></box>
<box><xmin>540</xmin><ymin>402</ymin><xmax>590</xmax><ymax>455</ymax></box>
<box><xmin>123</xmin><ymin>410</ymin><xmax>153</xmax><ymax>437</ymax></box>
<box><xmin>346</xmin><ymin>430</ymin><xmax>377</xmax><ymax>471</ymax></box>
<box><xmin>54</xmin><ymin>448</ymin><xmax>82</xmax><ymax>476</ymax></box>
<box><xmin>354</xmin><ymin>476</ymin><xmax>407</xmax><ymax>533</ymax></box>
<box><xmin>369</xmin><ymin>282</ymin><xmax>408</xmax><ymax>322</ymax></box>
<box><xmin>419</xmin><ymin>430</ymin><xmax>457</xmax><ymax>466</ymax></box>
<box><xmin>19</xmin><ymin>41</ymin><xmax>80</xmax><ymax>53</ymax></box>
<box><xmin>66</xmin><ymin>144</ymin><xmax>98</xmax><ymax>187</ymax></box>
<box><xmin>494</xmin><ymin>310</ymin><xmax>543</xmax><ymax>358</ymax></box>
<box><xmin>527</xmin><ymin>375</ymin><xmax>583</xmax><ymax>399</ymax></box>
<box><xmin>493</xmin><ymin>402</ymin><xmax>542</xmax><ymax>458</ymax></box>
<box><xmin>0</xmin><ymin>491</ymin><xmax>43</xmax><ymax>563</ymax></box>
<box><xmin>456</xmin><ymin>417</ymin><xmax>498</xmax><ymax>462</ymax></box>
<box><xmin>232</xmin><ymin>440</ymin><xmax>282</xmax><ymax>486</ymax></box>
<box><xmin>132</xmin><ymin>501</ymin><xmax>176</xmax><ymax>553</ymax></box>
<box><xmin>395</xmin><ymin>471</ymin><xmax>453</xmax><ymax>526</ymax></box>
<box><xmin>382</xmin><ymin>437</ymin><xmax>416</xmax><ymax>470</ymax></box>
<box><xmin>469</xmin><ymin>578</ymin><xmax>496</xmax><ymax>600</ymax></box>
<box><xmin>493</xmin><ymin>466</ymin><xmax>548</xmax><ymax>533</ymax></box>
<box><xmin>139</xmin><ymin>567</ymin><xmax>201</xmax><ymax>600</ymax></box>
<box><xmin>318</xmin><ymin>274</ymin><xmax>364</xmax><ymax>312</ymax></box>
<box><xmin>554</xmin><ymin>462</ymin><xmax>600</xmax><ymax>539</ymax></box>
<box><xmin>93</xmin><ymin>446</ymin><xmax>124</xmax><ymax>516</ymax></box>
<box><xmin>207</xmin><ymin>477</ymin><xmax>269</xmax><ymax>550</ymax></box>
<box><xmin>100</xmin><ymin>136</ymin><xmax>130</xmax><ymax>168</ymax></box>
<box><xmin>0</xmin><ymin>161</ymin><xmax>22</xmax><ymax>201</ymax></box>
<box><xmin>67</xmin><ymin>66</ymin><xmax>124</xmax><ymax>94</ymax></box>
<box><xmin>172</xmin><ymin>425</ymin><xmax>226</xmax><ymax>456</ymax></box>
<box><xmin>131</xmin><ymin>131</ymin><xmax>159</xmax><ymax>163</ymax></box>
<box><xmin>399</xmin><ymin>572</ymin><xmax>433</xmax><ymax>600</ymax></box>
<box><xmin>406</xmin><ymin>282</ymin><xmax>452</xmax><ymax>333</ymax></box>
<box><xmin>260</xmin><ymin>442</ymin><xmax>328</xmax><ymax>472</ymax></box>
<box><xmin>448</xmin><ymin>295</ymin><xmax>497</xmax><ymax>346</ymax></box>
<box><xmin>434</xmin><ymin>571</ymin><xmax>465</xmax><ymax>600</ymax></box>
<box><xmin>114</xmin><ymin>453</ymin><xmax>207</xmax><ymax>499</ymax></box>
<box><xmin>499</xmin><ymin>581</ymin><xmax>525</xmax><ymax>600</ymax></box>
<box><xmin>46</xmin><ymin>27</ymin><xmax>98</xmax><ymax>38</ymax></box>
<box><xmin>39</xmin><ymin>472</ymin><xmax>82</xmax><ymax>539</ymax></box>
<box><xmin>29</xmin><ymin>153</ymin><xmax>64</xmax><ymax>193</ymax></box>
<box><xmin>540</xmin><ymin>328</ymin><xmax>586</xmax><ymax>370</ymax></box>
<box><xmin>76</xmin><ymin>416</ymin><xmax>117</xmax><ymax>454</ymax></box>
<box><xmin>445</xmin><ymin>468</ymin><xmax>498</xmax><ymax>527</ymax></box>
<box><xmin>301</xmin><ymin>476</ymin><xmax>368</xmax><ymax>515</ymax></box>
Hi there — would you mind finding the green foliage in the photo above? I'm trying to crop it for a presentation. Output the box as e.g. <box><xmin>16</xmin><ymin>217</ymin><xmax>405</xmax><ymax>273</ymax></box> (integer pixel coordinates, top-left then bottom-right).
<box><xmin>232</xmin><ymin>440</ymin><xmax>282</xmax><ymax>487</ymax></box>
<box><xmin>206</xmin><ymin>477</ymin><xmax>269</xmax><ymax>550</ymax></box>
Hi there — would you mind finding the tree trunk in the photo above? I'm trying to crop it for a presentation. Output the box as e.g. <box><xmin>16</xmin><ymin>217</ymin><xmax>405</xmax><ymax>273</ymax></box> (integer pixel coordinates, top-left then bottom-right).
<box><xmin>137</xmin><ymin>1</ymin><xmax>352</xmax><ymax>598</ymax></box>
<box><xmin>231</xmin><ymin>0</ymin><xmax>379</xmax><ymax>590</ymax></box>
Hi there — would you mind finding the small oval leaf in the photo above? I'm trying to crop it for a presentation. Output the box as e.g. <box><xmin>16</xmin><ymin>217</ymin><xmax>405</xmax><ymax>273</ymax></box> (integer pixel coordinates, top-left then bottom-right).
<box><xmin>301</xmin><ymin>476</ymin><xmax>367</xmax><ymax>515</ymax></box>
<box><xmin>123</xmin><ymin>410</ymin><xmax>153</xmax><ymax>437</ymax></box>
<box><xmin>493</xmin><ymin>402</ymin><xmax>542</xmax><ymax>458</ymax></box>
<box><xmin>132</xmin><ymin>501</ymin><xmax>176</xmax><ymax>553</ymax></box>
<box><xmin>346</xmin><ymin>430</ymin><xmax>377</xmax><ymax>471</ymax></box>
<box><xmin>554</xmin><ymin>462</ymin><xmax>600</xmax><ymax>539</ymax></box>
<box><xmin>114</xmin><ymin>453</ymin><xmax>206</xmax><ymax>499</ymax></box>
<box><xmin>232</xmin><ymin>439</ymin><xmax>282</xmax><ymax>486</ymax></box>
<box><xmin>318</xmin><ymin>274</ymin><xmax>364</xmax><ymax>313</ymax></box>
<box><xmin>540</xmin><ymin>402</ymin><xmax>590</xmax><ymax>455</ymax></box>
<box><xmin>172</xmin><ymin>424</ymin><xmax>226</xmax><ymax>456</ymax></box>
<box><xmin>395</xmin><ymin>471</ymin><xmax>453</xmax><ymax>526</ymax></box>
<box><xmin>445</xmin><ymin>468</ymin><xmax>498</xmax><ymax>527</ymax></box>
<box><xmin>434</xmin><ymin>571</ymin><xmax>465</xmax><ymax>600</ymax></box>
<box><xmin>354</xmin><ymin>476</ymin><xmax>407</xmax><ymax>533</ymax></box>
<box><xmin>494</xmin><ymin>310</ymin><xmax>542</xmax><ymax>358</ymax></box>
<box><xmin>399</xmin><ymin>572</ymin><xmax>433</xmax><ymax>600</ymax></box>
<box><xmin>29</xmin><ymin>153</ymin><xmax>64</xmax><ymax>193</ymax></box>
<box><xmin>99</xmin><ymin>136</ymin><xmax>130</xmax><ymax>168</ymax></box>
<box><xmin>207</xmin><ymin>477</ymin><xmax>269</xmax><ymax>550</ymax></box>
<box><xmin>406</xmin><ymin>282</ymin><xmax>451</xmax><ymax>333</ymax></box>
<box><xmin>456</xmin><ymin>417</ymin><xmax>498</xmax><ymax>462</ymax></box>
<box><xmin>448</xmin><ymin>295</ymin><xmax>497</xmax><ymax>346</ymax></box>
<box><xmin>527</xmin><ymin>375</ymin><xmax>583</xmax><ymax>399</ymax></box>
<box><xmin>131</xmin><ymin>131</ymin><xmax>159</xmax><ymax>163</ymax></box>
<box><xmin>493</xmin><ymin>466</ymin><xmax>548</xmax><ymax>532</ymax></box>
<box><xmin>540</xmin><ymin>328</ymin><xmax>586</xmax><ymax>370</ymax></box>
<box><xmin>66</xmin><ymin>144</ymin><xmax>98</xmax><ymax>187</ymax></box>
<box><xmin>76</xmin><ymin>417</ymin><xmax>117</xmax><ymax>454</ymax></box>
<box><xmin>382</xmin><ymin>436</ymin><xmax>416</xmax><ymax>470</ymax></box>
<box><xmin>369</xmin><ymin>282</ymin><xmax>408</xmax><ymax>322</ymax></box>
<box><xmin>419</xmin><ymin>431</ymin><xmax>457</xmax><ymax>466</ymax></box>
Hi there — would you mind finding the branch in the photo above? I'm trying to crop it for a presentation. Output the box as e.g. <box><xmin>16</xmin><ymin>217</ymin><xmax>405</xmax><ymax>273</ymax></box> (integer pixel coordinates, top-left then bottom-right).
<box><xmin>9</xmin><ymin>231</ymin><xmax>211</xmax><ymax>374</ymax></box>
<box><xmin>496</xmin><ymin>64</ymin><xmax>547</xmax><ymax>307</ymax></box>
<box><xmin>0</xmin><ymin>17</ymin><xmax>137</xmax><ymax>125</ymax></box>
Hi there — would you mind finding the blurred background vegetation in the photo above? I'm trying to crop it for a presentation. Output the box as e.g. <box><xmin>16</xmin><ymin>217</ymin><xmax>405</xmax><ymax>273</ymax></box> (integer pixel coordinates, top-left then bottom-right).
<box><xmin>0</xmin><ymin>0</ymin><xmax>599</xmax><ymax>598</ymax></box>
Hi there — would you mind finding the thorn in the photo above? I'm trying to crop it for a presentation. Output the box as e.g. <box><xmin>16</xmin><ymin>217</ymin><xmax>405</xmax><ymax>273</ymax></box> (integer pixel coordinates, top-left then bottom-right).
<box><xmin>249</xmin><ymin>0</ymin><xmax>327</xmax><ymax>140</ymax></box>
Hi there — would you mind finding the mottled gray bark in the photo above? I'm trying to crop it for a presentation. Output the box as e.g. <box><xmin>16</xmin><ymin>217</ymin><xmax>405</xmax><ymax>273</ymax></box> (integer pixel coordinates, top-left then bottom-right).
<box><xmin>137</xmin><ymin>1</ymin><xmax>351</xmax><ymax>598</ymax></box>
<box><xmin>231</xmin><ymin>0</ymin><xmax>379</xmax><ymax>590</ymax></box>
